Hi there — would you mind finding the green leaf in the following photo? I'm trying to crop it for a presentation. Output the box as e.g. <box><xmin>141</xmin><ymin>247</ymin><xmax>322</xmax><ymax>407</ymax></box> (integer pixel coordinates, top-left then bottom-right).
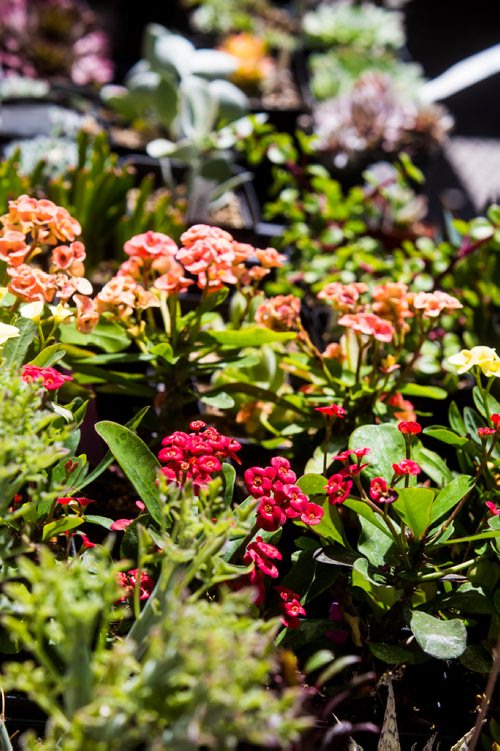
<box><xmin>221</xmin><ymin>463</ymin><xmax>236</xmax><ymax>506</ymax></box>
<box><xmin>409</xmin><ymin>610</ymin><xmax>467</xmax><ymax>659</ymax></box>
<box><xmin>344</xmin><ymin>498</ymin><xmax>395</xmax><ymax>539</ymax></box>
<box><xmin>436</xmin><ymin>529</ymin><xmax>500</xmax><ymax>545</ymax></box>
<box><xmin>358</xmin><ymin>514</ymin><xmax>394</xmax><ymax>566</ymax></box>
<box><xmin>42</xmin><ymin>516</ymin><xmax>83</xmax><ymax>541</ymax></box>
<box><xmin>430</xmin><ymin>475</ymin><xmax>475</xmax><ymax>524</ymax></box>
<box><xmin>412</xmin><ymin>444</ymin><xmax>452</xmax><ymax>485</ymax></box>
<box><xmin>352</xmin><ymin>558</ymin><xmax>400</xmax><ymax>613</ymax></box>
<box><xmin>94</xmin><ymin>421</ymin><xmax>162</xmax><ymax>523</ymax></box>
<box><xmin>400</xmin><ymin>383</ymin><xmax>447</xmax><ymax>400</ymax></box>
<box><xmin>423</xmin><ymin>426</ymin><xmax>468</xmax><ymax>446</ymax></box>
<box><xmin>392</xmin><ymin>487</ymin><xmax>435</xmax><ymax>540</ymax></box>
<box><xmin>200</xmin><ymin>391</ymin><xmax>235</xmax><ymax>409</ymax></box>
<box><xmin>369</xmin><ymin>643</ymin><xmax>416</xmax><ymax>664</ymax></box>
<box><xmin>2</xmin><ymin>318</ymin><xmax>36</xmax><ymax>368</ymax></box>
<box><xmin>448</xmin><ymin>401</ymin><xmax>465</xmax><ymax>434</ymax></box>
<box><xmin>29</xmin><ymin>344</ymin><xmax>66</xmax><ymax>368</ymax></box>
<box><xmin>349</xmin><ymin>423</ymin><xmax>405</xmax><ymax>481</ymax></box>
<box><xmin>205</xmin><ymin>326</ymin><xmax>296</xmax><ymax>347</ymax></box>
<box><xmin>309</xmin><ymin>501</ymin><xmax>345</xmax><ymax>546</ymax></box>
<box><xmin>75</xmin><ymin>407</ymin><xmax>150</xmax><ymax>491</ymax></box>
<box><xmin>297</xmin><ymin>473</ymin><xmax>327</xmax><ymax>495</ymax></box>
<box><xmin>472</xmin><ymin>385</ymin><xmax>500</xmax><ymax>419</ymax></box>
<box><xmin>83</xmin><ymin>514</ymin><xmax>115</xmax><ymax>529</ymax></box>
<box><xmin>60</xmin><ymin>320</ymin><xmax>130</xmax><ymax>353</ymax></box>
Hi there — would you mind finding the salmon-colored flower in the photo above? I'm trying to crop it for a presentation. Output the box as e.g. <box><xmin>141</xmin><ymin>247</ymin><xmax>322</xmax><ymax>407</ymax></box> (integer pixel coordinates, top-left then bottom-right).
<box><xmin>0</xmin><ymin>229</ymin><xmax>30</xmax><ymax>266</ymax></box>
<box><xmin>124</xmin><ymin>231</ymin><xmax>178</xmax><ymax>260</ymax></box>
<box><xmin>74</xmin><ymin>294</ymin><xmax>99</xmax><ymax>333</ymax></box>
<box><xmin>254</xmin><ymin>246</ymin><xmax>287</xmax><ymax>268</ymax></box>
<box><xmin>7</xmin><ymin>264</ymin><xmax>57</xmax><ymax>302</ymax></box>
<box><xmin>255</xmin><ymin>294</ymin><xmax>301</xmax><ymax>331</ymax></box>
<box><xmin>387</xmin><ymin>392</ymin><xmax>416</xmax><ymax>421</ymax></box>
<box><xmin>412</xmin><ymin>290</ymin><xmax>462</xmax><ymax>318</ymax></box>
<box><xmin>180</xmin><ymin>224</ymin><xmax>233</xmax><ymax>248</ymax></box>
<box><xmin>50</xmin><ymin>241</ymin><xmax>86</xmax><ymax>276</ymax></box>
<box><xmin>338</xmin><ymin>312</ymin><xmax>395</xmax><ymax>342</ymax></box>
<box><xmin>372</xmin><ymin>282</ymin><xmax>413</xmax><ymax>329</ymax></box>
<box><xmin>317</xmin><ymin>282</ymin><xmax>368</xmax><ymax>312</ymax></box>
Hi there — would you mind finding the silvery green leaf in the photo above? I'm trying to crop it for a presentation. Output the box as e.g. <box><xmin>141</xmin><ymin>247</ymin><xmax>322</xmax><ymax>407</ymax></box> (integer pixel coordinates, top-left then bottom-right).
<box><xmin>179</xmin><ymin>76</ymin><xmax>218</xmax><ymax>141</ymax></box>
<box><xmin>208</xmin><ymin>79</ymin><xmax>249</xmax><ymax>122</ymax></box>
<box><xmin>153</xmin><ymin>34</ymin><xmax>195</xmax><ymax>77</ymax></box>
<box><xmin>191</xmin><ymin>49</ymin><xmax>238</xmax><ymax>79</ymax></box>
<box><xmin>146</xmin><ymin>138</ymin><xmax>177</xmax><ymax>158</ymax></box>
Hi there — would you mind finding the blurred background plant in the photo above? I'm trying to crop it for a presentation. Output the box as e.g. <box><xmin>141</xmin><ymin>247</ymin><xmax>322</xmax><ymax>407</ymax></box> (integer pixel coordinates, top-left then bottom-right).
<box><xmin>0</xmin><ymin>0</ymin><xmax>113</xmax><ymax>88</ymax></box>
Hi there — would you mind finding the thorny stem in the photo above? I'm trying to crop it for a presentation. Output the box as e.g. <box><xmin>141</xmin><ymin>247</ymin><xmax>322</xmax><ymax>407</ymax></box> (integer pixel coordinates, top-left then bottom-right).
<box><xmin>468</xmin><ymin>632</ymin><xmax>500</xmax><ymax>751</ymax></box>
<box><xmin>419</xmin><ymin>558</ymin><xmax>477</xmax><ymax>581</ymax></box>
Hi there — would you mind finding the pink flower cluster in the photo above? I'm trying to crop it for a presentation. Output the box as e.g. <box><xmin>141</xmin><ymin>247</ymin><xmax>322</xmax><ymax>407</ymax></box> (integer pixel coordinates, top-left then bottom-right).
<box><xmin>158</xmin><ymin>420</ymin><xmax>241</xmax><ymax>488</ymax></box>
<box><xmin>244</xmin><ymin>457</ymin><xmax>324</xmax><ymax>531</ymax></box>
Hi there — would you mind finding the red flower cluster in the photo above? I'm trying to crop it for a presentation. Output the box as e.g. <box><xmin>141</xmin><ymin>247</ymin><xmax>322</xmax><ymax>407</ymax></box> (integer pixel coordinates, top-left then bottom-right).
<box><xmin>117</xmin><ymin>568</ymin><xmax>155</xmax><ymax>602</ymax></box>
<box><xmin>244</xmin><ymin>536</ymin><xmax>282</xmax><ymax>578</ymax></box>
<box><xmin>275</xmin><ymin>586</ymin><xmax>306</xmax><ymax>629</ymax></box>
<box><xmin>22</xmin><ymin>365</ymin><xmax>73</xmax><ymax>391</ymax></box>
<box><xmin>331</xmin><ymin>446</ymin><xmax>371</xmax><ymax>477</ymax></box>
<box><xmin>244</xmin><ymin>457</ymin><xmax>324</xmax><ymax>531</ymax></box>
<box><xmin>158</xmin><ymin>421</ymin><xmax>241</xmax><ymax>488</ymax></box>
<box><xmin>56</xmin><ymin>496</ymin><xmax>94</xmax><ymax>508</ymax></box>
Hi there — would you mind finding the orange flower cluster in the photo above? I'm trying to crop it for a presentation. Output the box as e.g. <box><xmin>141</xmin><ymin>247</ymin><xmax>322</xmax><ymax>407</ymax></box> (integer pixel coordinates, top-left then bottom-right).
<box><xmin>0</xmin><ymin>195</ymin><xmax>98</xmax><ymax>333</ymax></box>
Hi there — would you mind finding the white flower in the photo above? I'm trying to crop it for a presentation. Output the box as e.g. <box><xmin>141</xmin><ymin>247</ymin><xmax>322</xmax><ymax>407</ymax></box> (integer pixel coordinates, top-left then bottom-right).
<box><xmin>20</xmin><ymin>300</ymin><xmax>44</xmax><ymax>321</ymax></box>
<box><xmin>449</xmin><ymin>346</ymin><xmax>500</xmax><ymax>377</ymax></box>
<box><xmin>0</xmin><ymin>322</ymin><xmax>20</xmax><ymax>346</ymax></box>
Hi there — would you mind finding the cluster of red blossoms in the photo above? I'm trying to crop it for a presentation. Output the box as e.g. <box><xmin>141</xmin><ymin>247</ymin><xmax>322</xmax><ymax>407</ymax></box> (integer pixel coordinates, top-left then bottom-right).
<box><xmin>158</xmin><ymin>421</ymin><xmax>241</xmax><ymax>488</ymax></box>
<box><xmin>21</xmin><ymin>364</ymin><xmax>73</xmax><ymax>391</ymax></box>
<box><xmin>117</xmin><ymin>568</ymin><xmax>155</xmax><ymax>602</ymax></box>
<box><xmin>242</xmin><ymin>538</ymin><xmax>305</xmax><ymax>628</ymax></box>
<box><xmin>477</xmin><ymin>413</ymin><xmax>500</xmax><ymax>440</ymax></box>
<box><xmin>244</xmin><ymin>457</ymin><xmax>324</xmax><ymax>531</ymax></box>
<box><xmin>326</xmin><ymin>447</ymin><xmax>371</xmax><ymax>504</ymax></box>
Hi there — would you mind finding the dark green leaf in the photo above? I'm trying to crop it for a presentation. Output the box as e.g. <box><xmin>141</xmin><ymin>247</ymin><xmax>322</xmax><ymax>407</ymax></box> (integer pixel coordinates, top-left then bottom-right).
<box><xmin>393</xmin><ymin>487</ymin><xmax>435</xmax><ymax>540</ymax></box>
<box><xmin>430</xmin><ymin>475</ymin><xmax>475</xmax><ymax>524</ymax></box>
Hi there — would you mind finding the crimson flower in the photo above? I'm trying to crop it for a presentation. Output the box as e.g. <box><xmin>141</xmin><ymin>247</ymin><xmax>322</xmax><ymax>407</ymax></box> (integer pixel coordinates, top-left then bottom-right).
<box><xmin>244</xmin><ymin>466</ymin><xmax>277</xmax><ymax>497</ymax></box>
<box><xmin>257</xmin><ymin>497</ymin><xmax>286</xmax><ymax>531</ymax></box>
<box><xmin>117</xmin><ymin>568</ymin><xmax>155</xmax><ymax>601</ymax></box>
<box><xmin>485</xmin><ymin>501</ymin><xmax>500</xmax><ymax>516</ymax></box>
<box><xmin>491</xmin><ymin>414</ymin><xmax>500</xmax><ymax>428</ymax></box>
<box><xmin>326</xmin><ymin>474</ymin><xmax>352</xmax><ymax>505</ymax></box>
<box><xmin>315</xmin><ymin>403</ymin><xmax>347</xmax><ymax>418</ymax></box>
<box><xmin>244</xmin><ymin>536</ymin><xmax>282</xmax><ymax>578</ymax></box>
<box><xmin>22</xmin><ymin>365</ymin><xmax>73</xmax><ymax>391</ymax></box>
<box><xmin>392</xmin><ymin>460</ymin><xmax>421</xmax><ymax>476</ymax></box>
<box><xmin>300</xmin><ymin>502</ymin><xmax>324</xmax><ymax>526</ymax></box>
<box><xmin>369</xmin><ymin>477</ymin><xmax>398</xmax><ymax>503</ymax></box>
<box><xmin>79</xmin><ymin>533</ymin><xmax>96</xmax><ymax>549</ymax></box>
<box><xmin>478</xmin><ymin>427</ymin><xmax>496</xmax><ymax>439</ymax></box>
<box><xmin>398</xmin><ymin>421</ymin><xmax>422</xmax><ymax>435</ymax></box>
<box><xmin>110</xmin><ymin>518</ymin><xmax>133</xmax><ymax>531</ymax></box>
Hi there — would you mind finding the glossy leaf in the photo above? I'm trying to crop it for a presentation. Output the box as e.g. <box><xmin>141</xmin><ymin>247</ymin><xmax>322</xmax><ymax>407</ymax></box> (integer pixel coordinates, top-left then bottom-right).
<box><xmin>61</xmin><ymin>320</ymin><xmax>130</xmax><ymax>353</ymax></box>
<box><xmin>400</xmin><ymin>383</ymin><xmax>447</xmax><ymax>400</ymax></box>
<box><xmin>393</xmin><ymin>488</ymin><xmax>435</xmax><ymax>539</ymax></box>
<box><xmin>29</xmin><ymin>344</ymin><xmax>66</xmax><ymax>368</ymax></box>
<box><xmin>2</xmin><ymin>318</ymin><xmax>36</xmax><ymax>368</ymax></box>
<box><xmin>42</xmin><ymin>517</ymin><xmax>83</xmax><ymax>541</ymax></box>
<box><xmin>349</xmin><ymin>423</ymin><xmax>405</xmax><ymax>481</ymax></box>
<box><xmin>422</xmin><ymin>426</ymin><xmax>468</xmax><ymax>446</ymax></box>
<box><xmin>344</xmin><ymin>499</ymin><xmax>395</xmax><ymax>539</ymax></box>
<box><xmin>297</xmin><ymin>473</ymin><xmax>327</xmax><ymax>495</ymax></box>
<box><xmin>95</xmin><ymin>421</ymin><xmax>162</xmax><ymax>523</ymax></box>
<box><xmin>430</xmin><ymin>474</ymin><xmax>475</xmax><ymax>524</ymax></box>
<box><xmin>205</xmin><ymin>326</ymin><xmax>296</xmax><ymax>347</ymax></box>
<box><xmin>412</xmin><ymin>444</ymin><xmax>452</xmax><ymax>485</ymax></box>
<box><xmin>409</xmin><ymin>610</ymin><xmax>467</xmax><ymax>659</ymax></box>
<box><xmin>352</xmin><ymin>558</ymin><xmax>399</xmax><ymax>613</ymax></box>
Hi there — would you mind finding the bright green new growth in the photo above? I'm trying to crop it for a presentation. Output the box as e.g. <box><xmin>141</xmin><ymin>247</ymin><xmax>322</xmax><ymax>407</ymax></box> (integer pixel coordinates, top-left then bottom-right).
<box><xmin>0</xmin><ymin>367</ymin><xmax>72</xmax><ymax>515</ymax></box>
<box><xmin>2</xmin><ymin>548</ymin><xmax>309</xmax><ymax>751</ymax></box>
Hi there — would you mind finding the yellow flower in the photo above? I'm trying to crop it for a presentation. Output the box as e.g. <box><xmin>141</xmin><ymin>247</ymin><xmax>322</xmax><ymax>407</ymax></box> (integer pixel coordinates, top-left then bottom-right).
<box><xmin>49</xmin><ymin>303</ymin><xmax>73</xmax><ymax>323</ymax></box>
<box><xmin>0</xmin><ymin>322</ymin><xmax>20</xmax><ymax>346</ymax></box>
<box><xmin>448</xmin><ymin>346</ymin><xmax>500</xmax><ymax>376</ymax></box>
